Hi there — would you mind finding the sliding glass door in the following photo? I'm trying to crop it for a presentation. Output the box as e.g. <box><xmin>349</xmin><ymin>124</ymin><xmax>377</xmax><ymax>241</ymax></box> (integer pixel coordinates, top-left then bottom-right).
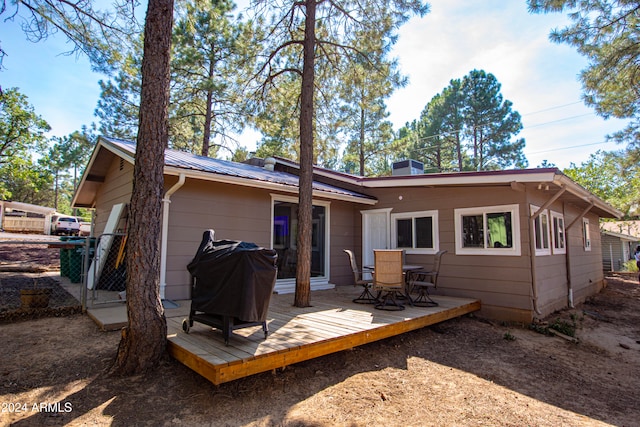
<box><xmin>272</xmin><ymin>196</ymin><xmax>328</xmax><ymax>280</ymax></box>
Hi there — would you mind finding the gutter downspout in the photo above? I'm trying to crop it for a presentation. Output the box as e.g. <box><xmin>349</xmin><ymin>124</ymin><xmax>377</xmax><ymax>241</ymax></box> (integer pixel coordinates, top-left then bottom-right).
<box><xmin>529</xmin><ymin>185</ymin><xmax>567</xmax><ymax>316</ymax></box>
<box><xmin>564</xmin><ymin>200</ymin><xmax>595</xmax><ymax>308</ymax></box>
<box><xmin>160</xmin><ymin>174</ymin><xmax>186</xmax><ymax>300</ymax></box>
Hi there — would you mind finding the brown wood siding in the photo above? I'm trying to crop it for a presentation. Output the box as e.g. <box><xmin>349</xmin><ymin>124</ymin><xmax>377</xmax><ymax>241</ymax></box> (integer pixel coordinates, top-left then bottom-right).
<box><xmin>528</xmin><ymin>200</ymin><xmax>604</xmax><ymax>316</ymax></box>
<box><xmin>329</xmin><ymin>201</ymin><xmax>360</xmax><ymax>287</ymax></box>
<box><xmin>527</xmin><ymin>192</ymin><xmax>569</xmax><ymax>318</ymax></box>
<box><xmin>365</xmin><ymin>185</ymin><xmax>534</xmax><ymax>321</ymax></box>
<box><xmin>163</xmin><ymin>180</ymin><xmax>367</xmax><ymax>300</ymax></box>
<box><xmin>565</xmin><ymin>209</ymin><xmax>604</xmax><ymax>307</ymax></box>
<box><xmin>93</xmin><ymin>159</ymin><xmax>133</xmax><ymax>235</ymax></box>
<box><xmin>163</xmin><ymin>180</ymin><xmax>272</xmax><ymax>300</ymax></box>
<box><xmin>362</xmin><ymin>185</ymin><xmax>610</xmax><ymax>321</ymax></box>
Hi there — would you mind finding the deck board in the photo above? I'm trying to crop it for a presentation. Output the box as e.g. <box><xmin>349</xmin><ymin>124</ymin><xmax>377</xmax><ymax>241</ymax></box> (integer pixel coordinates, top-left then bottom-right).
<box><xmin>166</xmin><ymin>286</ymin><xmax>480</xmax><ymax>385</ymax></box>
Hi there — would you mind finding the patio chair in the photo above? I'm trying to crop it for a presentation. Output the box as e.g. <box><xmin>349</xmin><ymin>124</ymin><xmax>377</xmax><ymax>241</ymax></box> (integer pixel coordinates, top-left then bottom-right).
<box><xmin>344</xmin><ymin>249</ymin><xmax>376</xmax><ymax>304</ymax></box>
<box><xmin>408</xmin><ymin>250</ymin><xmax>447</xmax><ymax>307</ymax></box>
<box><xmin>372</xmin><ymin>249</ymin><xmax>405</xmax><ymax>311</ymax></box>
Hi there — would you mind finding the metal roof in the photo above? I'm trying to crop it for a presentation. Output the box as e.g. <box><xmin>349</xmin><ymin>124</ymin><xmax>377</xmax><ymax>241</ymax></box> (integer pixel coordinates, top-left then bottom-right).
<box><xmin>271</xmin><ymin>155</ymin><xmax>621</xmax><ymax>218</ymax></box>
<box><xmin>100</xmin><ymin>137</ymin><xmax>376</xmax><ymax>203</ymax></box>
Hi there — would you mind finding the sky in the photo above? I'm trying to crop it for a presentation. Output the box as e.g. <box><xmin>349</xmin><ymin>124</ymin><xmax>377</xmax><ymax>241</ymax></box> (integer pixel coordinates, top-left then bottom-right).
<box><xmin>0</xmin><ymin>1</ymin><xmax>630</xmax><ymax>170</ymax></box>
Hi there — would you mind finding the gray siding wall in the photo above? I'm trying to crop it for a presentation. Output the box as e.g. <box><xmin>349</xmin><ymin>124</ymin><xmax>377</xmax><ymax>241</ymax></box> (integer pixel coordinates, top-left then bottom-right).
<box><xmin>601</xmin><ymin>234</ymin><xmax>636</xmax><ymax>271</ymax></box>
<box><xmin>601</xmin><ymin>234</ymin><xmax>622</xmax><ymax>271</ymax></box>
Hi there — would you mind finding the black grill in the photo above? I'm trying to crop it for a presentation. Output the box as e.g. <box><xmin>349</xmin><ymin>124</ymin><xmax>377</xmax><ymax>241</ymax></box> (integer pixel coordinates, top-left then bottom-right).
<box><xmin>182</xmin><ymin>230</ymin><xmax>278</xmax><ymax>345</ymax></box>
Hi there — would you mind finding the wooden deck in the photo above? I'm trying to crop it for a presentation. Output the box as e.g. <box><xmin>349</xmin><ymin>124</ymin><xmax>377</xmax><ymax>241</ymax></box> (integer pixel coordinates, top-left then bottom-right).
<box><xmin>166</xmin><ymin>286</ymin><xmax>480</xmax><ymax>385</ymax></box>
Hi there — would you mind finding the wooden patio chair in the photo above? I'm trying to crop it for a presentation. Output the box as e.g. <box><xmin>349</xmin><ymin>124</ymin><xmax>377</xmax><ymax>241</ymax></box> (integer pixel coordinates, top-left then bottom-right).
<box><xmin>408</xmin><ymin>250</ymin><xmax>447</xmax><ymax>307</ymax></box>
<box><xmin>372</xmin><ymin>249</ymin><xmax>405</xmax><ymax>311</ymax></box>
<box><xmin>344</xmin><ymin>249</ymin><xmax>376</xmax><ymax>304</ymax></box>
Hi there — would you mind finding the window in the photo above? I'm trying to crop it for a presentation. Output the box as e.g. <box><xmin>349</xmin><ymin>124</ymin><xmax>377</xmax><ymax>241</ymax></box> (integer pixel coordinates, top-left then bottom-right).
<box><xmin>551</xmin><ymin>211</ymin><xmax>566</xmax><ymax>254</ymax></box>
<box><xmin>454</xmin><ymin>204</ymin><xmax>521</xmax><ymax>256</ymax></box>
<box><xmin>531</xmin><ymin>205</ymin><xmax>551</xmax><ymax>256</ymax></box>
<box><xmin>583</xmin><ymin>218</ymin><xmax>591</xmax><ymax>251</ymax></box>
<box><xmin>391</xmin><ymin>210</ymin><xmax>438</xmax><ymax>254</ymax></box>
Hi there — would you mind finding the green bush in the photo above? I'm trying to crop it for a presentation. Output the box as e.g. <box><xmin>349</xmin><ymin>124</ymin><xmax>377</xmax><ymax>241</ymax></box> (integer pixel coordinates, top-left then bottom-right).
<box><xmin>624</xmin><ymin>259</ymin><xmax>638</xmax><ymax>272</ymax></box>
<box><xmin>530</xmin><ymin>315</ymin><xmax>580</xmax><ymax>337</ymax></box>
<box><xmin>549</xmin><ymin>318</ymin><xmax>577</xmax><ymax>337</ymax></box>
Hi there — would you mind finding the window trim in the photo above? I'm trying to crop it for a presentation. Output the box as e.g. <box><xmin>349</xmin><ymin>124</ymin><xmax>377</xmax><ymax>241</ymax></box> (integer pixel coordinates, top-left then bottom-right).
<box><xmin>390</xmin><ymin>210</ymin><xmax>439</xmax><ymax>254</ymax></box>
<box><xmin>270</xmin><ymin>194</ymin><xmax>331</xmax><ymax>284</ymax></box>
<box><xmin>550</xmin><ymin>210</ymin><xmax>566</xmax><ymax>254</ymax></box>
<box><xmin>530</xmin><ymin>205</ymin><xmax>551</xmax><ymax>256</ymax></box>
<box><xmin>583</xmin><ymin>217</ymin><xmax>591</xmax><ymax>251</ymax></box>
<box><xmin>454</xmin><ymin>204</ymin><xmax>521</xmax><ymax>256</ymax></box>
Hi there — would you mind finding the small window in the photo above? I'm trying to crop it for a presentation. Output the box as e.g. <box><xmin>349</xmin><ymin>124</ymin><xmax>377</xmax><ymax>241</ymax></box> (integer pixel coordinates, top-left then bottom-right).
<box><xmin>391</xmin><ymin>210</ymin><xmax>438</xmax><ymax>254</ymax></box>
<box><xmin>531</xmin><ymin>205</ymin><xmax>551</xmax><ymax>256</ymax></box>
<box><xmin>583</xmin><ymin>218</ymin><xmax>591</xmax><ymax>251</ymax></box>
<box><xmin>551</xmin><ymin>211</ymin><xmax>566</xmax><ymax>254</ymax></box>
<box><xmin>454</xmin><ymin>204</ymin><xmax>521</xmax><ymax>256</ymax></box>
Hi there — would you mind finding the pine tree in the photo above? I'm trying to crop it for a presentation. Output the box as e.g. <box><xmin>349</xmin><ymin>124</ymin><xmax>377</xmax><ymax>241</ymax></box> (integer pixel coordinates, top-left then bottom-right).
<box><xmin>249</xmin><ymin>0</ymin><xmax>428</xmax><ymax>306</ymax></box>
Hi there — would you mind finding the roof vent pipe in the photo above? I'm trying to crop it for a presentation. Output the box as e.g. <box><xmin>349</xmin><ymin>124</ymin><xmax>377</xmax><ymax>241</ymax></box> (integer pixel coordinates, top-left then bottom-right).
<box><xmin>264</xmin><ymin>157</ymin><xmax>276</xmax><ymax>171</ymax></box>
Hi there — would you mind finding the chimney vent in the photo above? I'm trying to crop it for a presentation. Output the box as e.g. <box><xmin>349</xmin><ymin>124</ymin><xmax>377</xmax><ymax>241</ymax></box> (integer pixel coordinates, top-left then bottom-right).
<box><xmin>264</xmin><ymin>157</ymin><xmax>276</xmax><ymax>171</ymax></box>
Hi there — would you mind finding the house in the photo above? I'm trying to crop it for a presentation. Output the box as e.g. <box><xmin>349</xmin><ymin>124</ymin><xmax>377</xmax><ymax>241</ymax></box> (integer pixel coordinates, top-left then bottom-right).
<box><xmin>72</xmin><ymin>136</ymin><xmax>622</xmax><ymax>323</ymax></box>
<box><xmin>600</xmin><ymin>221</ymin><xmax>640</xmax><ymax>271</ymax></box>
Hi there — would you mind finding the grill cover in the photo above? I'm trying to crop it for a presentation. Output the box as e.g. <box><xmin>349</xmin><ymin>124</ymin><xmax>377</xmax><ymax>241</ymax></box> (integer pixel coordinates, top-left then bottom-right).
<box><xmin>187</xmin><ymin>230</ymin><xmax>277</xmax><ymax>322</ymax></box>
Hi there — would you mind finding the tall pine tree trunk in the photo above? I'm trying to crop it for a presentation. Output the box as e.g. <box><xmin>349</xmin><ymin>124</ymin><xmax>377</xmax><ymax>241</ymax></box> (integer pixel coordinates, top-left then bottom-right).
<box><xmin>456</xmin><ymin>132</ymin><xmax>463</xmax><ymax>171</ymax></box>
<box><xmin>201</xmin><ymin>44</ymin><xmax>215</xmax><ymax>157</ymax></box>
<box><xmin>359</xmin><ymin>105</ymin><xmax>365</xmax><ymax>176</ymax></box>
<box><xmin>112</xmin><ymin>0</ymin><xmax>174</xmax><ymax>375</ymax></box>
<box><xmin>294</xmin><ymin>0</ymin><xmax>316</xmax><ymax>308</ymax></box>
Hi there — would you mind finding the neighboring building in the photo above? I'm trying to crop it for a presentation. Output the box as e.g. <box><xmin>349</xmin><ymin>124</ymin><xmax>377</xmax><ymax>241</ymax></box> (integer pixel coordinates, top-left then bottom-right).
<box><xmin>600</xmin><ymin>221</ymin><xmax>640</xmax><ymax>271</ymax></box>
<box><xmin>601</xmin><ymin>220</ymin><xmax>640</xmax><ymax>237</ymax></box>
<box><xmin>0</xmin><ymin>201</ymin><xmax>56</xmax><ymax>234</ymax></box>
<box><xmin>72</xmin><ymin>136</ymin><xmax>622</xmax><ymax>323</ymax></box>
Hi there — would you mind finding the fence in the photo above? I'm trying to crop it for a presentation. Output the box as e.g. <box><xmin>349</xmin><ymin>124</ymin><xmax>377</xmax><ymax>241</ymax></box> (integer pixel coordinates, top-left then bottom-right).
<box><xmin>0</xmin><ymin>233</ymin><xmax>128</xmax><ymax>321</ymax></box>
<box><xmin>3</xmin><ymin>217</ymin><xmax>47</xmax><ymax>234</ymax></box>
<box><xmin>87</xmin><ymin>233</ymin><xmax>128</xmax><ymax>304</ymax></box>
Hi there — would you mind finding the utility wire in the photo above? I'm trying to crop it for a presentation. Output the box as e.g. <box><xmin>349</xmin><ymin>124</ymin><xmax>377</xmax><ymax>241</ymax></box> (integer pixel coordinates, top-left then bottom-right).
<box><xmin>407</xmin><ymin>101</ymin><xmax>599</xmax><ymax>153</ymax></box>
<box><xmin>521</xmin><ymin>101</ymin><xmax>583</xmax><ymax>117</ymax></box>
<box><xmin>527</xmin><ymin>140</ymin><xmax>618</xmax><ymax>155</ymax></box>
<box><xmin>525</xmin><ymin>113</ymin><xmax>595</xmax><ymax>129</ymax></box>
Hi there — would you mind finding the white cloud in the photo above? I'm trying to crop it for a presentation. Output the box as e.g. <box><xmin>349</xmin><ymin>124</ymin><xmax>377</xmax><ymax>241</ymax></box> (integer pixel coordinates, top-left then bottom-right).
<box><xmin>386</xmin><ymin>1</ymin><xmax>628</xmax><ymax>168</ymax></box>
<box><xmin>2</xmin><ymin>2</ymin><xmax>629</xmax><ymax>168</ymax></box>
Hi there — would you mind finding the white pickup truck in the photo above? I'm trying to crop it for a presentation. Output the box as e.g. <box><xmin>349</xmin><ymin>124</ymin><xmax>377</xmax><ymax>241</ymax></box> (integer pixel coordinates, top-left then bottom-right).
<box><xmin>51</xmin><ymin>215</ymin><xmax>80</xmax><ymax>235</ymax></box>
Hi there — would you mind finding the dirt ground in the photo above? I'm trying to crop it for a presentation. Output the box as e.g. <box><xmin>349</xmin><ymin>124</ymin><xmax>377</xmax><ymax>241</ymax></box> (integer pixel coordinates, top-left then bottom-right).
<box><xmin>1</xmin><ymin>241</ymin><xmax>640</xmax><ymax>426</ymax></box>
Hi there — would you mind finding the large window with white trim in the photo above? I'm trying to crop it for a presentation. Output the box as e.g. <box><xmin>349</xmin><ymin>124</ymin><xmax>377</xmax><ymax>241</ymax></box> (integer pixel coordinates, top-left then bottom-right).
<box><xmin>455</xmin><ymin>204</ymin><xmax>521</xmax><ymax>256</ymax></box>
<box><xmin>391</xmin><ymin>210</ymin><xmax>438</xmax><ymax>254</ymax></box>
<box><xmin>551</xmin><ymin>211</ymin><xmax>566</xmax><ymax>254</ymax></box>
<box><xmin>531</xmin><ymin>205</ymin><xmax>551</xmax><ymax>256</ymax></box>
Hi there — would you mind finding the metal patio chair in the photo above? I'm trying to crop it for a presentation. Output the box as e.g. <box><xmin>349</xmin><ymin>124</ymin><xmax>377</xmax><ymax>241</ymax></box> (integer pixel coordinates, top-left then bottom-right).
<box><xmin>408</xmin><ymin>250</ymin><xmax>447</xmax><ymax>307</ymax></box>
<box><xmin>372</xmin><ymin>249</ymin><xmax>406</xmax><ymax>311</ymax></box>
<box><xmin>344</xmin><ymin>249</ymin><xmax>376</xmax><ymax>304</ymax></box>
